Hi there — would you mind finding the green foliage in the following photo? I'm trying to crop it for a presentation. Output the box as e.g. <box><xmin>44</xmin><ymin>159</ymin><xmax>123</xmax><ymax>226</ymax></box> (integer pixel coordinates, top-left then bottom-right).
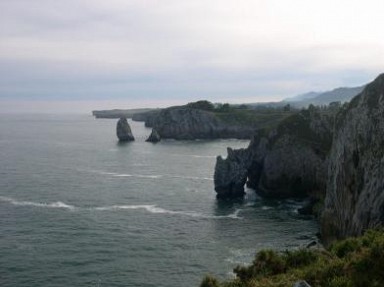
<box><xmin>275</xmin><ymin>109</ymin><xmax>333</xmax><ymax>153</ymax></box>
<box><xmin>284</xmin><ymin>249</ymin><xmax>318</xmax><ymax>268</ymax></box>
<box><xmin>214</xmin><ymin>108</ymin><xmax>296</xmax><ymax>130</ymax></box>
<box><xmin>200</xmin><ymin>275</ymin><xmax>220</xmax><ymax>287</ymax></box>
<box><xmin>330</xmin><ymin>238</ymin><xmax>361</xmax><ymax>258</ymax></box>
<box><xmin>201</xmin><ymin>229</ymin><xmax>384</xmax><ymax>287</ymax></box>
<box><xmin>186</xmin><ymin>100</ymin><xmax>215</xmax><ymax>111</ymax></box>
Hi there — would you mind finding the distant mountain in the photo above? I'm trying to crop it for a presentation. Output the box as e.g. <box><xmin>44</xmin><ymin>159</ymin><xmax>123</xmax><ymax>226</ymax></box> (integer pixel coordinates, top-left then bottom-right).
<box><xmin>283</xmin><ymin>91</ymin><xmax>321</xmax><ymax>102</ymax></box>
<box><xmin>246</xmin><ymin>85</ymin><xmax>364</xmax><ymax>109</ymax></box>
<box><xmin>291</xmin><ymin>86</ymin><xmax>365</xmax><ymax>108</ymax></box>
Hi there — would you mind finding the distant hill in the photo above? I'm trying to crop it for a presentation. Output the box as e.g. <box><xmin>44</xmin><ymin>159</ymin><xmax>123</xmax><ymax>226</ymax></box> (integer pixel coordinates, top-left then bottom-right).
<box><xmin>283</xmin><ymin>91</ymin><xmax>321</xmax><ymax>102</ymax></box>
<box><xmin>290</xmin><ymin>86</ymin><xmax>365</xmax><ymax>108</ymax></box>
<box><xmin>245</xmin><ymin>85</ymin><xmax>364</xmax><ymax>110</ymax></box>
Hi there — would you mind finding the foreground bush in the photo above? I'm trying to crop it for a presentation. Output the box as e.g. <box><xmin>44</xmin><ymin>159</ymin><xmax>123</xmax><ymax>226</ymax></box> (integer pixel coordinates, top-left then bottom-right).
<box><xmin>200</xmin><ymin>229</ymin><xmax>384</xmax><ymax>287</ymax></box>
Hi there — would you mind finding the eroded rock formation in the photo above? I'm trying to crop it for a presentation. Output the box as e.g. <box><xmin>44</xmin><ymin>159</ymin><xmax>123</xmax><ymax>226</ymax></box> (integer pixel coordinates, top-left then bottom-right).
<box><xmin>146</xmin><ymin>129</ymin><xmax>161</xmax><ymax>143</ymax></box>
<box><xmin>214</xmin><ymin>108</ymin><xmax>333</xmax><ymax>200</ymax></box>
<box><xmin>116</xmin><ymin>118</ymin><xmax>135</xmax><ymax>141</ymax></box>
<box><xmin>214</xmin><ymin>73</ymin><xmax>384</xmax><ymax>243</ymax></box>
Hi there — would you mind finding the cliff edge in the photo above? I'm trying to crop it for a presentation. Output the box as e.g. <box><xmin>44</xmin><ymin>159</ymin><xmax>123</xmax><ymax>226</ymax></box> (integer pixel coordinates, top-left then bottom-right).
<box><xmin>322</xmin><ymin>74</ymin><xmax>384</xmax><ymax>242</ymax></box>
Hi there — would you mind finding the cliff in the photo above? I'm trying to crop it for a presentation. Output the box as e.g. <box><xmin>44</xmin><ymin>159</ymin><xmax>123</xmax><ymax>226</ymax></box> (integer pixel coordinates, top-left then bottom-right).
<box><xmin>142</xmin><ymin>101</ymin><xmax>296</xmax><ymax>140</ymax></box>
<box><xmin>214</xmin><ymin>107</ymin><xmax>334</xmax><ymax>199</ymax></box>
<box><xmin>322</xmin><ymin>74</ymin><xmax>384</xmax><ymax>242</ymax></box>
<box><xmin>151</xmin><ymin>107</ymin><xmax>256</xmax><ymax>140</ymax></box>
<box><xmin>214</xmin><ymin>73</ymin><xmax>384</xmax><ymax>243</ymax></box>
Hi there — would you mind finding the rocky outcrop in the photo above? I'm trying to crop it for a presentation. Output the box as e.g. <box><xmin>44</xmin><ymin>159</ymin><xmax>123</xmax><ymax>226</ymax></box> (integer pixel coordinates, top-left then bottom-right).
<box><xmin>214</xmin><ymin>148</ymin><xmax>251</xmax><ymax>199</ymax></box>
<box><xmin>322</xmin><ymin>74</ymin><xmax>384</xmax><ymax>242</ymax></box>
<box><xmin>214</xmin><ymin>73</ymin><xmax>384</xmax><ymax>243</ymax></box>
<box><xmin>149</xmin><ymin>107</ymin><xmax>255</xmax><ymax>140</ymax></box>
<box><xmin>214</xmin><ymin>108</ymin><xmax>333</xmax><ymax>199</ymax></box>
<box><xmin>146</xmin><ymin>129</ymin><xmax>161</xmax><ymax>143</ymax></box>
<box><xmin>116</xmin><ymin>118</ymin><xmax>135</xmax><ymax>141</ymax></box>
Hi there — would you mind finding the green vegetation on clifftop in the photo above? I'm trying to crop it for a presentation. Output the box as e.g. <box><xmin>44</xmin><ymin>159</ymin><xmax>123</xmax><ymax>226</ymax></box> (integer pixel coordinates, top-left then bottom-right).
<box><xmin>200</xmin><ymin>229</ymin><xmax>384</xmax><ymax>287</ymax></box>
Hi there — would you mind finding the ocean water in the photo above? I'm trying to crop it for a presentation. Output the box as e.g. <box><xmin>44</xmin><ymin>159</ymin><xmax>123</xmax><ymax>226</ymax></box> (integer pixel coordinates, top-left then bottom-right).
<box><xmin>0</xmin><ymin>114</ymin><xmax>318</xmax><ymax>287</ymax></box>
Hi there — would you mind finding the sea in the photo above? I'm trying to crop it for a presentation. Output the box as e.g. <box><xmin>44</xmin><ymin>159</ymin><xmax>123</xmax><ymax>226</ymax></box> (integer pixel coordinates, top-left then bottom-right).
<box><xmin>0</xmin><ymin>114</ymin><xmax>318</xmax><ymax>287</ymax></box>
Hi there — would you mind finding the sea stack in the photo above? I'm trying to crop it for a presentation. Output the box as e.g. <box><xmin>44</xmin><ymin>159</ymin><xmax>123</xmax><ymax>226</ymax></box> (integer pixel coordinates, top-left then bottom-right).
<box><xmin>116</xmin><ymin>118</ymin><xmax>135</xmax><ymax>141</ymax></box>
<box><xmin>146</xmin><ymin>128</ymin><xmax>161</xmax><ymax>143</ymax></box>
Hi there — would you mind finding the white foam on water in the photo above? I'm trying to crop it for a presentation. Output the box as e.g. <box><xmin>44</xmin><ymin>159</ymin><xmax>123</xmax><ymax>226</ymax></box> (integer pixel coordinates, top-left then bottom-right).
<box><xmin>0</xmin><ymin>196</ymin><xmax>242</xmax><ymax>219</ymax></box>
<box><xmin>261</xmin><ymin>206</ymin><xmax>273</xmax><ymax>210</ymax></box>
<box><xmin>0</xmin><ymin>196</ymin><xmax>75</xmax><ymax>210</ymax></box>
<box><xmin>169</xmin><ymin>175</ymin><xmax>213</xmax><ymax>181</ymax></box>
<box><xmin>93</xmin><ymin>204</ymin><xmax>242</xmax><ymax>219</ymax></box>
<box><xmin>89</xmin><ymin>169</ymin><xmax>213</xmax><ymax>181</ymax></box>
<box><xmin>112</xmin><ymin>174</ymin><xmax>161</xmax><ymax>179</ymax></box>
<box><xmin>171</xmin><ymin>153</ymin><xmax>216</xmax><ymax>159</ymax></box>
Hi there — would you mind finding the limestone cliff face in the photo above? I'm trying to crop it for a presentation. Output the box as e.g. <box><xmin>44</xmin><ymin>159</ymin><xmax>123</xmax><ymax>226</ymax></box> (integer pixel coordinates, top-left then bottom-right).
<box><xmin>214</xmin><ymin>109</ymin><xmax>333</xmax><ymax>199</ymax></box>
<box><xmin>151</xmin><ymin>108</ymin><xmax>254</xmax><ymax>140</ymax></box>
<box><xmin>116</xmin><ymin>118</ymin><xmax>135</xmax><ymax>141</ymax></box>
<box><xmin>322</xmin><ymin>74</ymin><xmax>384</xmax><ymax>241</ymax></box>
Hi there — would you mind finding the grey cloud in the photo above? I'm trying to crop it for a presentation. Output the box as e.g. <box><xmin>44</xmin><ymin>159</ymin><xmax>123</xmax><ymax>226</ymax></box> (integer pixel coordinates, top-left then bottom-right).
<box><xmin>0</xmin><ymin>0</ymin><xmax>383</xmax><ymax>110</ymax></box>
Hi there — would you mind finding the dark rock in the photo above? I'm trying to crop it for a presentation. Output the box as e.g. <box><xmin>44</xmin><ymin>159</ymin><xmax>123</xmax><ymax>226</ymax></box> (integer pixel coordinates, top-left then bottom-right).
<box><xmin>146</xmin><ymin>129</ymin><xmax>161</xmax><ymax>143</ymax></box>
<box><xmin>150</xmin><ymin>107</ymin><xmax>255</xmax><ymax>140</ymax></box>
<box><xmin>116</xmin><ymin>118</ymin><xmax>135</xmax><ymax>141</ymax></box>
<box><xmin>214</xmin><ymin>108</ymin><xmax>334</xmax><ymax>199</ymax></box>
<box><xmin>306</xmin><ymin>241</ymin><xmax>318</xmax><ymax>249</ymax></box>
<box><xmin>214</xmin><ymin>148</ymin><xmax>251</xmax><ymax>199</ymax></box>
<box><xmin>298</xmin><ymin>198</ymin><xmax>320</xmax><ymax>216</ymax></box>
<box><xmin>293</xmin><ymin>280</ymin><xmax>311</xmax><ymax>287</ymax></box>
<box><xmin>322</xmin><ymin>73</ymin><xmax>384</xmax><ymax>243</ymax></box>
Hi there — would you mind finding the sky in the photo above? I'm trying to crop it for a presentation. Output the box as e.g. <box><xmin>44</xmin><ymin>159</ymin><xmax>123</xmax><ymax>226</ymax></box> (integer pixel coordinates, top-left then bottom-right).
<box><xmin>0</xmin><ymin>0</ymin><xmax>383</xmax><ymax>113</ymax></box>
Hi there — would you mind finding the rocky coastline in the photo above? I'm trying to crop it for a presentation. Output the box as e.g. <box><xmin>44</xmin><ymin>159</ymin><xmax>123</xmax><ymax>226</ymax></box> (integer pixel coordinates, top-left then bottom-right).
<box><xmin>214</xmin><ymin>73</ymin><xmax>384</xmax><ymax>243</ymax></box>
<box><xmin>214</xmin><ymin>107</ymin><xmax>333</xmax><ymax>201</ymax></box>
<box><xmin>148</xmin><ymin>107</ymin><xmax>256</xmax><ymax>140</ymax></box>
<box><xmin>135</xmin><ymin>101</ymin><xmax>297</xmax><ymax>140</ymax></box>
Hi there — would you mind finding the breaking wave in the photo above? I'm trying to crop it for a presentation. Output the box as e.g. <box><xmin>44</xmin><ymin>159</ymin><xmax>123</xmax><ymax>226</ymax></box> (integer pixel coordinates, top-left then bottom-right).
<box><xmin>93</xmin><ymin>204</ymin><xmax>242</xmax><ymax>219</ymax></box>
<box><xmin>87</xmin><ymin>169</ymin><xmax>212</xmax><ymax>181</ymax></box>
<box><xmin>0</xmin><ymin>196</ymin><xmax>75</xmax><ymax>210</ymax></box>
<box><xmin>0</xmin><ymin>196</ymin><xmax>241</xmax><ymax>219</ymax></box>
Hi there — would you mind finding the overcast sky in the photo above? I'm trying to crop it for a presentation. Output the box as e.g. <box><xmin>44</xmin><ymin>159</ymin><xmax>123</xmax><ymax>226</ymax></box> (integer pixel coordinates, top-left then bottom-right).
<box><xmin>1</xmin><ymin>0</ymin><xmax>383</xmax><ymax>113</ymax></box>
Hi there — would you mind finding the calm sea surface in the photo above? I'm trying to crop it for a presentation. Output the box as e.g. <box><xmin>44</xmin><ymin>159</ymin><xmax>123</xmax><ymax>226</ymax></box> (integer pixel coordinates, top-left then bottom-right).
<box><xmin>0</xmin><ymin>114</ymin><xmax>318</xmax><ymax>287</ymax></box>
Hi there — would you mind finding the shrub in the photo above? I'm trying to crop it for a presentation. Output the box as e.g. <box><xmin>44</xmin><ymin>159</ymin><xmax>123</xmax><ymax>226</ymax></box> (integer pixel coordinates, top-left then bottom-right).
<box><xmin>200</xmin><ymin>275</ymin><xmax>220</xmax><ymax>287</ymax></box>
<box><xmin>330</xmin><ymin>238</ymin><xmax>361</xmax><ymax>258</ymax></box>
<box><xmin>201</xmin><ymin>230</ymin><xmax>384</xmax><ymax>287</ymax></box>
<box><xmin>284</xmin><ymin>249</ymin><xmax>318</xmax><ymax>268</ymax></box>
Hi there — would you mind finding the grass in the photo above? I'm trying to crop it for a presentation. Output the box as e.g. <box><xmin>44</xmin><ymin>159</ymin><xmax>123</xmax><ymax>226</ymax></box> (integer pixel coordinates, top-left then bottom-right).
<box><xmin>200</xmin><ymin>229</ymin><xmax>384</xmax><ymax>287</ymax></box>
<box><xmin>213</xmin><ymin>108</ymin><xmax>296</xmax><ymax>129</ymax></box>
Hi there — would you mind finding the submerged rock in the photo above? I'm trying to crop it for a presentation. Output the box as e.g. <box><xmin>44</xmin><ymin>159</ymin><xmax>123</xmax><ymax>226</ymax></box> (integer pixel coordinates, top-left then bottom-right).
<box><xmin>116</xmin><ymin>118</ymin><xmax>135</xmax><ymax>141</ymax></box>
<box><xmin>146</xmin><ymin>129</ymin><xmax>161</xmax><ymax>143</ymax></box>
